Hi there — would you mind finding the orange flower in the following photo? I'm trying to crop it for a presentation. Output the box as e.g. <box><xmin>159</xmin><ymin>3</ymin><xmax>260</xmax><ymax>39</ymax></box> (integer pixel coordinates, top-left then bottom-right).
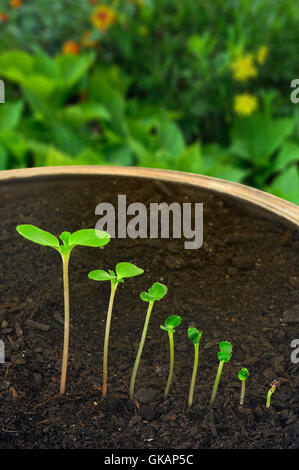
<box><xmin>0</xmin><ymin>12</ymin><xmax>9</xmax><ymax>22</ymax></box>
<box><xmin>10</xmin><ymin>0</ymin><xmax>22</xmax><ymax>8</ymax></box>
<box><xmin>62</xmin><ymin>41</ymin><xmax>80</xmax><ymax>55</ymax></box>
<box><xmin>91</xmin><ymin>5</ymin><xmax>116</xmax><ymax>33</ymax></box>
<box><xmin>81</xmin><ymin>31</ymin><xmax>98</xmax><ymax>49</ymax></box>
<box><xmin>89</xmin><ymin>0</ymin><xmax>97</xmax><ymax>4</ymax></box>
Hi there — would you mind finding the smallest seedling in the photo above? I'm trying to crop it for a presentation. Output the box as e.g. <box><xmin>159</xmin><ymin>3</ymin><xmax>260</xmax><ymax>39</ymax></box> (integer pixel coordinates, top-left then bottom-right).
<box><xmin>266</xmin><ymin>379</ymin><xmax>279</xmax><ymax>408</ymax></box>
<box><xmin>160</xmin><ymin>315</ymin><xmax>182</xmax><ymax>399</ymax></box>
<box><xmin>238</xmin><ymin>368</ymin><xmax>249</xmax><ymax>405</ymax></box>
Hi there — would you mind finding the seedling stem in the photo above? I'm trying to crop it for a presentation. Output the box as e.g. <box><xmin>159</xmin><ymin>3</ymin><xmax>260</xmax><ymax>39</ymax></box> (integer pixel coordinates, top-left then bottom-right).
<box><xmin>60</xmin><ymin>252</ymin><xmax>70</xmax><ymax>395</ymax></box>
<box><xmin>187</xmin><ymin>327</ymin><xmax>202</xmax><ymax>408</ymax></box>
<box><xmin>210</xmin><ymin>360</ymin><xmax>224</xmax><ymax>406</ymax></box>
<box><xmin>102</xmin><ymin>282</ymin><xmax>118</xmax><ymax>399</ymax></box>
<box><xmin>238</xmin><ymin>368</ymin><xmax>249</xmax><ymax>406</ymax></box>
<box><xmin>266</xmin><ymin>379</ymin><xmax>279</xmax><ymax>408</ymax></box>
<box><xmin>188</xmin><ymin>341</ymin><xmax>199</xmax><ymax>408</ymax></box>
<box><xmin>210</xmin><ymin>341</ymin><xmax>233</xmax><ymax>405</ymax></box>
<box><xmin>129</xmin><ymin>282</ymin><xmax>168</xmax><ymax>398</ymax></box>
<box><xmin>89</xmin><ymin>262</ymin><xmax>144</xmax><ymax>398</ymax></box>
<box><xmin>165</xmin><ymin>331</ymin><xmax>174</xmax><ymax>399</ymax></box>
<box><xmin>160</xmin><ymin>315</ymin><xmax>181</xmax><ymax>399</ymax></box>
<box><xmin>130</xmin><ymin>300</ymin><xmax>154</xmax><ymax>399</ymax></box>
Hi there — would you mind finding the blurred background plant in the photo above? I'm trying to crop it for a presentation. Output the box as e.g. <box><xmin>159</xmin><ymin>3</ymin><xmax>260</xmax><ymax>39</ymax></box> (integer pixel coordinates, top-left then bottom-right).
<box><xmin>0</xmin><ymin>0</ymin><xmax>298</xmax><ymax>203</ymax></box>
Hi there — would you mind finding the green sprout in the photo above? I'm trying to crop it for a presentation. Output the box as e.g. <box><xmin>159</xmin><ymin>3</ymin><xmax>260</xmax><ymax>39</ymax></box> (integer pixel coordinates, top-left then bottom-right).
<box><xmin>129</xmin><ymin>282</ymin><xmax>168</xmax><ymax>398</ymax></box>
<box><xmin>266</xmin><ymin>379</ymin><xmax>279</xmax><ymax>408</ymax></box>
<box><xmin>16</xmin><ymin>225</ymin><xmax>110</xmax><ymax>395</ymax></box>
<box><xmin>210</xmin><ymin>341</ymin><xmax>233</xmax><ymax>405</ymax></box>
<box><xmin>88</xmin><ymin>262</ymin><xmax>144</xmax><ymax>399</ymax></box>
<box><xmin>238</xmin><ymin>368</ymin><xmax>249</xmax><ymax>405</ymax></box>
<box><xmin>160</xmin><ymin>315</ymin><xmax>182</xmax><ymax>399</ymax></box>
<box><xmin>187</xmin><ymin>327</ymin><xmax>203</xmax><ymax>408</ymax></box>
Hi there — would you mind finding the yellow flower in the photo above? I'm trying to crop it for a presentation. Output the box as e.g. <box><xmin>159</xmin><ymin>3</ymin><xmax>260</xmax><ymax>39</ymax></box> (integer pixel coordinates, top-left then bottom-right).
<box><xmin>62</xmin><ymin>41</ymin><xmax>80</xmax><ymax>55</ymax></box>
<box><xmin>91</xmin><ymin>5</ymin><xmax>116</xmax><ymax>33</ymax></box>
<box><xmin>256</xmin><ymin>45</ymin><xmax>268</xmax><ymax>65</ymax></box>
<box><xmin>10</xmin><ymin>0</ymin><xmax>22</xmax><ymax>8</ymax></box>
<box><xmin>230</xmin><ymin>54</ymin><xmax>258</xmax><ymax>82</ymax></box>
<box><xmin>233</xmin><ymin>93</ymin><xmax>258</xmax><ymax>116</ymax></box>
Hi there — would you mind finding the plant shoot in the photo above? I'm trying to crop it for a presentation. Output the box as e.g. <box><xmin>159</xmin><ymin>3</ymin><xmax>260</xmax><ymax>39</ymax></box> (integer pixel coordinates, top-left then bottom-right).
<box><xmin>88</xmin><ymin>262</ymin><xmax>144</xmax><ymax>399</ymax></box>
<box><xmin>160</xmin><ymin>315</ymin><xmax>182</xmax><ymax>399</ymax></box>
<box><xmin>210</xmin><ymin>341</ymin><xmax>233</xmax><ymax>405</ymax></box>
<box><xmin>187</xmin><ymin>327</ymin><xmax>203</xmax><ymax>408</ymax></box>
<box><xmin>129</xmin><ymin>282</ymin><xmax>168</xmax><ymax>398</ymax></box>
<box><xmin>16</xmin><ymin>225</ymin><xmax>110</xmax><ymax>395</ymax></box>
<box><xmin>238</xmin><ymin>368</ymin><xmax>249</xmax><ymax>405</ymax></box>
<box><xmin>266</xmin><ymin>379</ymin><xmax>279</xmax><ymax>408</ymax></box>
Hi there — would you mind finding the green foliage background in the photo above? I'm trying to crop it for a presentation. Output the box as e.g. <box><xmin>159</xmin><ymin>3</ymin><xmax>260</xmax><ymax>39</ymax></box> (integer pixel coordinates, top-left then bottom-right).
<box><xmin>0</xmin><ymin>0</ymin><xmax>299</xmax><ymax>204</ymax></box>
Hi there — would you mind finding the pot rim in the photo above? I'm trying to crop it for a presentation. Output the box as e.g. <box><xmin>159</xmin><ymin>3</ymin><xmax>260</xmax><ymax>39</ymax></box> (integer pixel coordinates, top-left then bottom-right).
<box><xmin>0</xmin><ymin>165</ymin><xmax>298</xmax><ymax>226</ymax></box>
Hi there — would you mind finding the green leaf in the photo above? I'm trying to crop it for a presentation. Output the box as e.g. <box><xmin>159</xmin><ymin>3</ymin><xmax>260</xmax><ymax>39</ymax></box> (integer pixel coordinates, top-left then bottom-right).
<box><xmin>267</xmin><ymin>165</ymin><xmax>299</xmax><ymax>204</ymax></box>
<box><xmin>60</xmin><ymin>102</ymin><xmax>111</xmax><ymax>125</ymax></box>
<box><xmin>56</xmin><ymin>52</ymin><xmax>95</xmax><ymax>88</ymax></box>
<box><xmin>231</xmin><ymin>114</ymin><xmax>294</xmax><ymax>166</ymax></box>
<box><xmin>59</xmin><ymin>231</ymin><xmax>71</xmax><ymax>246</ymax></box>
<box><xmin>187</xmin><ymin>327</ymin><xmax>202</xmax><ymax>344</ymax></box>
<box><xmin>0</xmin><ymin>50</ymin><xmax>34</xmax><ymax>83</ymax></box>
<box><xmin>115</xmin><ymin>262</ymin><xmax>144</xmax><ymax>279</ymax></box>
<box><xmin>140</xmin><ymin>282</ymin><xmax>168</xmax><ymax>302</ymax></box>
<box><xmin>160</xmin><ymin>315</ymin><xmax>182</xmax><ymax>332</ymax></box>
<box><xmin>16</xmin><ymin>225</ymin><xmax>60</xmax><ymax>248</ymax></box>
<box><xmin>218</xmin><ymin>341</ymin><xmax>233</xmax><ymax>362</ymax></box>
<box><xmin>68</xmin><ymin>229</ymin><xmax>110</xmax><ymax>248</ymax></box>
<box><xmin>0</xmin><ymin>143</ymin><xmax>8</xmax><ymax>170</ymax></box>
<box><xmin>175</xmin><ymin>142</ymin><xmax>202</xmax><ymax>173</ymax></box>
<box><xmin>159</xmin><ymin>114</ymin><xmax>185</xmax><ymax>157</ymax></box>
<box><xmin>238</xmin><ymin>368</ymin><xmax>249</xmax><ymax>381</ymax></box>
<box><xmin>0</xmin><ymin>102</ymin><xmax>23</xmax><ymax>132</ymax></box>
<box><xmin>219</xmin><ymin>341</ymin><xmax>233</xmax><ymax>353</ymax></box>
<box><xmin>88</xmin><ymin>270</ymin><xmax>115</xmax><ymax>282</ymax></box>
<box><xmin>273</xmin><ymin>141</ymin><xmax>299</xmax><ymax>172</ymax></box>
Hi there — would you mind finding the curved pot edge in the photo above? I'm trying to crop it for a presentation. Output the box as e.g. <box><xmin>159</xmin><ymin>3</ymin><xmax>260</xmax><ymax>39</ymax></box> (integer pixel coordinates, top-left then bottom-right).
<box><xmin>0</xmin><ymin>165</ymin><xmax>299</xmax><ymax>227</ymax></box>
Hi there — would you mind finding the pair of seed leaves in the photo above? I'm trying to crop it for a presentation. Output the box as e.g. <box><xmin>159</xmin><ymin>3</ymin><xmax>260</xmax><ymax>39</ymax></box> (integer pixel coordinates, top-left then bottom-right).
<box><xmin>238</xmin><ymin>368</ymin><xmax>249</xmax><ymax>381</ymax></box>
<box><xmin>16</xmin><ymin>224</ymin><xmax>110</xmax><ymax>255</ymax></box>
<box><xmin>160</xmin><ymin>315</ymin><xmax>182</xmax><ymax>333</ymax></box>
<box><xmin>89</xmin><ymin>266</ymin><xmax>168</xmax><ymax>302</ymax></box>
<box><xmin>16</xmin><ymin>225</ymin><xmax>168</xmax><ymax>302</ymax></box>
<box><xmin>217</xmin><ymin>341</ymin><xmax>233</xmax><ymax>362</ymax></box>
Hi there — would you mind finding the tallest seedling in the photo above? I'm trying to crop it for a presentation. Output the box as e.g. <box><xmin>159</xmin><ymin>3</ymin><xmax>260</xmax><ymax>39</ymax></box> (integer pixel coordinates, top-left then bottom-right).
<box><xmin>16</xmin><ymin>225</ymin><xmax>110</xmax><ymax>395</ymax></box>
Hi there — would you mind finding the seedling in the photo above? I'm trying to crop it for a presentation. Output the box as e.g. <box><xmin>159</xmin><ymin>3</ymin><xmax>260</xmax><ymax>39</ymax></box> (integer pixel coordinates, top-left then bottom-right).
<box><xmin>238</xmin><ymin>368</ymin><xmax>249</xmax><ymax>405</ymax></box>
<box><xmin>16</xmin><ymin>225</ymin><xmax>110</xmax><ymax>395</ymax></box>
<box><xmin>266</xmin><ymin>379</ymin><xmax>279</xmax><ymax>408</ymax></box>
<box><xmin>129</xmin><ymin>282</ymin><xmax>168</xmax><ymax>398</ymax></box>
<box><xmin>160</xmin><ymin>315</ymin><xmax>182</xmax><ymax>399</ymax></box>
<box><xmin>88</xmin><ymin>262</ymin><xmax>144</xmax><ymax>399</ymax></box>
<box><xmin>210</xmin><ymin>341</ymin><xmax>233</xmax><ymax>405</ymax></box>
<box><xmin>187</xmin><ymin>327</ymin><xmax>203</xmax><ymax>408</ymax></box>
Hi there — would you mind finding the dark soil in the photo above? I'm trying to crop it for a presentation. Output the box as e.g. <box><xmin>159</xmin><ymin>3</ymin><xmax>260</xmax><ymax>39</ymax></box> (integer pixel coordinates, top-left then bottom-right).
<box><xmin>0</xmin><ymin>174</ymin><xmax>298</xmax><ymax>449</ymax></box>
